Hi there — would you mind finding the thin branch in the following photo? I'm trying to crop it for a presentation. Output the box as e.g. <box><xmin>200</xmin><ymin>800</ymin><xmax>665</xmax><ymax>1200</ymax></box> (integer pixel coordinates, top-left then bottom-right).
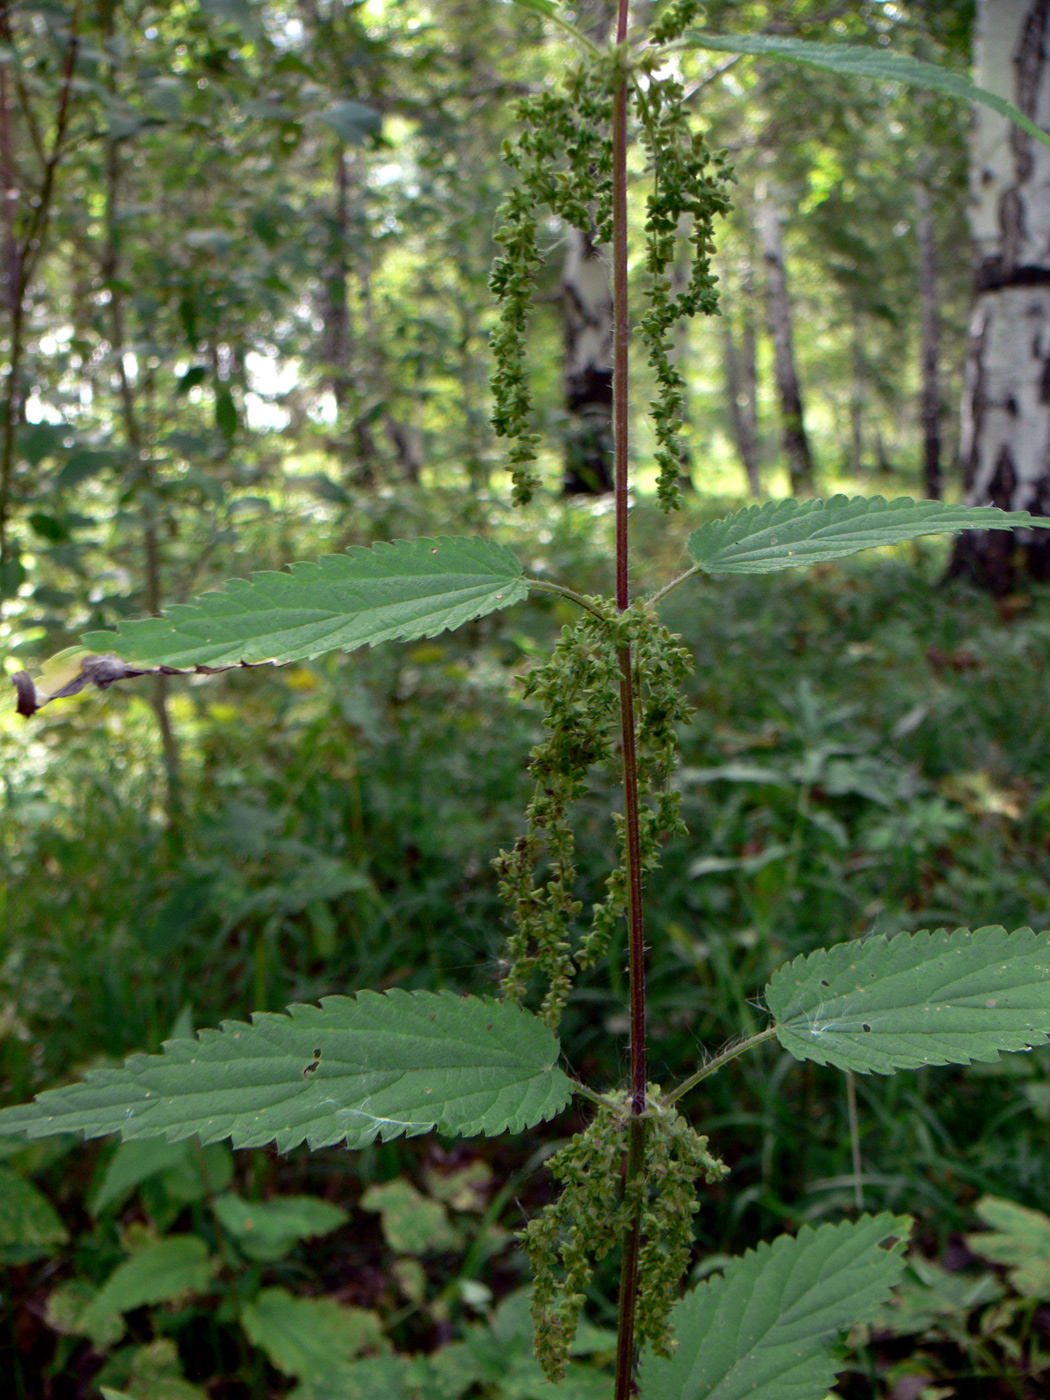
<box><xmin>0</xmin><ymin>0</ymin><xmax>82</xmax><ymax>570</ymax></box>
<box><xmin>610</xmin><ymin>6</ymin><xmax>649</xmax><ymax>1399</ymax></box>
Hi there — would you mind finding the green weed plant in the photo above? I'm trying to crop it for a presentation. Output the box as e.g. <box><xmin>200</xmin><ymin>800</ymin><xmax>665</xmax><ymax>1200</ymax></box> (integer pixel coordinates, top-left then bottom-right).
<box><xmin>6</xmin><ymin>6</ymin><xmax>1050</xmax><ymax>1400</ymax></box>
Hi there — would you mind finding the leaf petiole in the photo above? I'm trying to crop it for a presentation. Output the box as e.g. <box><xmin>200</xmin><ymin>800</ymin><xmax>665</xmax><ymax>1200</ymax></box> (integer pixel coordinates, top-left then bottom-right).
<box><xmin>664</xmin><ymin>1025</ymin><xmax>779</xmax><ymax>1107</ymax></box>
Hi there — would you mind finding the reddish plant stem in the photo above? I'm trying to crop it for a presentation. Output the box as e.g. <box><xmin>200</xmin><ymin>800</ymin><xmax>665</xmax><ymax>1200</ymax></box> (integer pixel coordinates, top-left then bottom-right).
<box><xmin>612</xmin><ymin>17</ymin><xmax>630</xmax><ymax>614</ymax></box>
<box><xmin>610</xmin><ymin>2</ymin><xmax>648</xmax><ymax>1397</ymax></box>
<box><xmin>610</xmin><ymin>0</ymin><xmax>643</xmax><ymax>1111</ymax></box>
<box><xmin>614</xmin><ymin>1114</ymin><xmax>646</xmax><ymax>1400</ymax></box>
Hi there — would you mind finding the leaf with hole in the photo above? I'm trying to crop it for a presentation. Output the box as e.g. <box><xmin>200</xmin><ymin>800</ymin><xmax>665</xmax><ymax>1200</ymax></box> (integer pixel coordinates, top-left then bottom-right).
<box><xmin>638</xmin><ymin>1214</ymin><xmax>909</xmax><ymax>1400</ymax></box>
<box><xmin>683</xmin><ymin>34</ymin><xmax>1050</xmax><ymax>153</ymax></box>
<box><xmin>767</xmin><ymin>926</ymin><xmax>1050</xmax><ymax>1074</ymax></box>
<box><xmin>0</xmin><ymin>990</ymin><xmax>572</xmax><ymax>1151</ymax></box>
<box><xmin>686</xmin><ymin>496</ymin><xmax>1050</xmax><ymax>576</ymax></box>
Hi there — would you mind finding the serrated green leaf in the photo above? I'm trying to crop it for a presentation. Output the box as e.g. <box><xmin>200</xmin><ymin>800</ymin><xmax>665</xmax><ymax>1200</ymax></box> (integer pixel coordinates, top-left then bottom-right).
<box><xmin>214</xmin><ymin>1191</ymin><xmax>348</xmax><ymax>1261</ymax></box>
<box><xmin>683</xmin><ymin>34</ymin><xmax>1050</xmax><ymax>153</ymax></box>
<box><xmin>767</xmin><ymin>927</ymin><xmax>1050</xmax><ymax>1074</ymax></box>
<box><xmin>639</xmin><ymin>1214</ymin><xmax>910</xmax><ymax>1400</ymax></box>
<box><xmin>240</xmin><ymin>1287</ymin><xmax>384</xmax><ymax>1381</ymax></box>
<box><xmin>79</xmin><ymin>536</ymin><xmax>528</xmax><ymax>667</ymax></box>
<box><xmin>686</xmin><ymin>496</ymin><xmax>1050</xmax><ymax>576</ymax></box>
<box><xmin>966</xmin><ymin>1196</ymin><xmax>1050</xmax><ymax>1298</ymax></box>
<box><xmin>0</xmin><ymin>990</ymin><xmax>572</xmax><ymax>1151</ymax></box>
<box><xmin>0</xmin><ymin>1164</ymin><xmax>67</xmax><ymax>1262</ymax></box>
<box><xmin>80</xmin><ymin>1236</ymin><xmax>216</xmax><ymax>1332</ymax></box>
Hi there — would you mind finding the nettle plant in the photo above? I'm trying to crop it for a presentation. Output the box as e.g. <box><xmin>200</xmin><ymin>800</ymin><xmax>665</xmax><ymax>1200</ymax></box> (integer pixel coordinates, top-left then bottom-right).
<box><xmin>8</xmin><ymin>6</ymin><xmax>1050</xmax><ymax>1399</ymax></box>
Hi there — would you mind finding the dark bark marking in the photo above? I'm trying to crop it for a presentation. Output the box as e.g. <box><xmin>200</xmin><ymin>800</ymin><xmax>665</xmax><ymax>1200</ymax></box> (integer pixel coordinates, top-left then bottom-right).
<box><xmin>976</xmin><ymin>260</ymin><xmax>1050</xmax><ymax>292</ymax></box>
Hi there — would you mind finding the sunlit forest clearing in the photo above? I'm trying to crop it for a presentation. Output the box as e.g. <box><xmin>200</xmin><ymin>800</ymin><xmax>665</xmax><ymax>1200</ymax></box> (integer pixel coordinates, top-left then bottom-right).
<box><xmin>6</xmin><ymin>2</ymin><xmax>1050</xmax><ymax>1398</ymax></box>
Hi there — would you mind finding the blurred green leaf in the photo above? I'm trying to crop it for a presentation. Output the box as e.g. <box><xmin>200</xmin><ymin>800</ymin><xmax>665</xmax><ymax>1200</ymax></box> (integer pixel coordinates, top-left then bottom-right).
<box><xmin>215</xmin><ymin>389</ymin><xmax>238</xmax><ymax>438</ymax></box>
<box><xmin>966</xmin><ymin>1196</ymin><xmax>1050</xmax><ymax>1298</ymax></box>
<box><xmin>214</xmin><ymin>1191</ymin><xmax>348</xmax><ymax>1261</ymax></box>
<box><xmin>317</xmin><ymin>100</ymin><xmax>381</xmax><ymax>145</ymax></box>
<box><xmin>240</xmin><ymin>1288</ymin><xmax>385</xmax><ymax>1381</ymax></box>
<box><xmin>46</xmin><ymin>1279</ymin><xmax>125</xmax><ymax>1348</ymax></box>
<box><xmin>80</xmin><ymin>1236</ymin><xmax>216</xmax><ymax>1332</ymax></box>
<box><xmin>361</xmin><ymin>1179</ymin><xmax>462</xmax><ymax>1254</ymax></box>
<box><xmin>0</xmin><ymin>1164</ymin><xmax>67</xmax><ymax>1263</ymax></box>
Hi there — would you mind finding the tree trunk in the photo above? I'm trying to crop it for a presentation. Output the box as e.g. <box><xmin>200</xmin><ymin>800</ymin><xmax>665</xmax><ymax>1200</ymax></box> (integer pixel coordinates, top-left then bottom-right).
<box><xmin>721</xmin><ymin>260</ymin><xmax>761</xmax><ymax>495</ymax></box>
<box><xmin>949</xmin><ymin>0</ymin><xmax>1050</xmax><ymax>590</ymax></box>
<box><xmin>756</xmin><ymin>184</ymin><xmax>814</xmax><ymax>494</ymax></box>
<box><xmin>849</xmin><ymin>310</ymin><xmax>865</xmax><ymax>476</ymax></box>
<box><xmin>320</xmin><ymin>146</ymin><xmax>380</xmax><ymax>482</ymax></box>
<box><xmin>915</xmin><ymin>178</ymin><xmax>943</xmax><ymax>499</ymax></box>
<box><xmin>561</xmin><ymin>225</ymin><xmax>614</xmax><ymax>495</ymax></box>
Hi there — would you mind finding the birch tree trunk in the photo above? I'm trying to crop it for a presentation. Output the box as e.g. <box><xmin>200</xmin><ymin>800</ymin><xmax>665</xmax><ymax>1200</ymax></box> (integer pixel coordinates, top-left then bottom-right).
<box><xmin>849</xmin><ymin>310</ymin><xmax>866</xmax><ymax>477</ymax></box>
<box><xmin>915</xmin><ymin>178</ymin><xmax>943</xmax><ymax>499</ymax></box>
<box><xmin>561</xmin><ymin>225</ymin><xmax>614</xmax><ymax>494</ymax></box>
<box><xmin>949</xmin><ymin>0</ymin><xmax>1050</xmax><ymax>589</ymax></box>
<box><xmin>721</xmin><ymin>259</ymin><xmax>762</xmax><ymax>496</ymax></box>
<box><xmin>756</xmin><ymin>184</ymin><xmax>814</xmax><ymax>493</ymax></box>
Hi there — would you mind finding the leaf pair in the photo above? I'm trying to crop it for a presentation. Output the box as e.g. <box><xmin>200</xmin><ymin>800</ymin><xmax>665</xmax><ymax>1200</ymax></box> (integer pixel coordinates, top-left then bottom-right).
<box><xmin>3</xmin><ymin>926</ymin><xmax>1049</xmax><ymax>1157</ymax></box>
<box><xmin>14</xmin><ymin>498</ymin><xmax>1050</xmax><ymax>712</ymax></box>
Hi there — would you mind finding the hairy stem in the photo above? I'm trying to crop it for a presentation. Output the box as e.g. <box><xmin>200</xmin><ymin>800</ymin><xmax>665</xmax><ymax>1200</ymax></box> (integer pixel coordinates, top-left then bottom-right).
<box><xmin>610</xmin><ymin>2</ymin><xmax>647</xmax><ymax>1396</ymax></box>
<box><xmin>614</xmin><ymin>1114</ymin><xmax>647</xmax><ymax>1400</ymax></box>
<box><xmin>648</xmin><ymin>562</ymin><xmax>701</xmax><ymax>607</ymax></box>
<box><xmin>846</xmin><ymin>1070</ymin><xmax>864</xmax><ymax>1211</ymax></box>
<box><xmin>525</xmin><ymin>576</ymin><xmax>609</xmax><ymax>620</ymax></box>
<box><xmin>664</xmin><ymin>1025</ymin><xmax>778</xmax><ymax>1107</ymax></box>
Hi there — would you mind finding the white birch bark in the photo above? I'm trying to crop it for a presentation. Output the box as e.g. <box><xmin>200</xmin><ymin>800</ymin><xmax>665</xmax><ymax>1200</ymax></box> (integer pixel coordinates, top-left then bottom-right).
<box><xmin>756</xmin><ymin>183</ymin><xmax>814</xmax><ymax>493</ymax></box>
<box><xmin>951</xmin><ymin>0</ymin><xmax>1050</xmax><ymax>587</ymax></box>
<box><xmin>561</xmin><ymin>225</ymin><xmax>614</xmax><ymax>494</ymax></box>
<box><xmin>721</xmin><ymin>258</ymin><xmax>762</xmax><ymax>495</ymax></box>
<box><xmin>915</xmin><ymin>178</ymin><xmax>942</xmax><ymax>499</ymax></box>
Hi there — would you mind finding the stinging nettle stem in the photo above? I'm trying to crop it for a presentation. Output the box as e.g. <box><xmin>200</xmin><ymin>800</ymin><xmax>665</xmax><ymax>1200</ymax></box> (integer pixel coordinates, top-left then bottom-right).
<box><xmin>609</xmin><ymin>3</ymin><xmax>648</xmax><ymax>1397</ymax></box>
